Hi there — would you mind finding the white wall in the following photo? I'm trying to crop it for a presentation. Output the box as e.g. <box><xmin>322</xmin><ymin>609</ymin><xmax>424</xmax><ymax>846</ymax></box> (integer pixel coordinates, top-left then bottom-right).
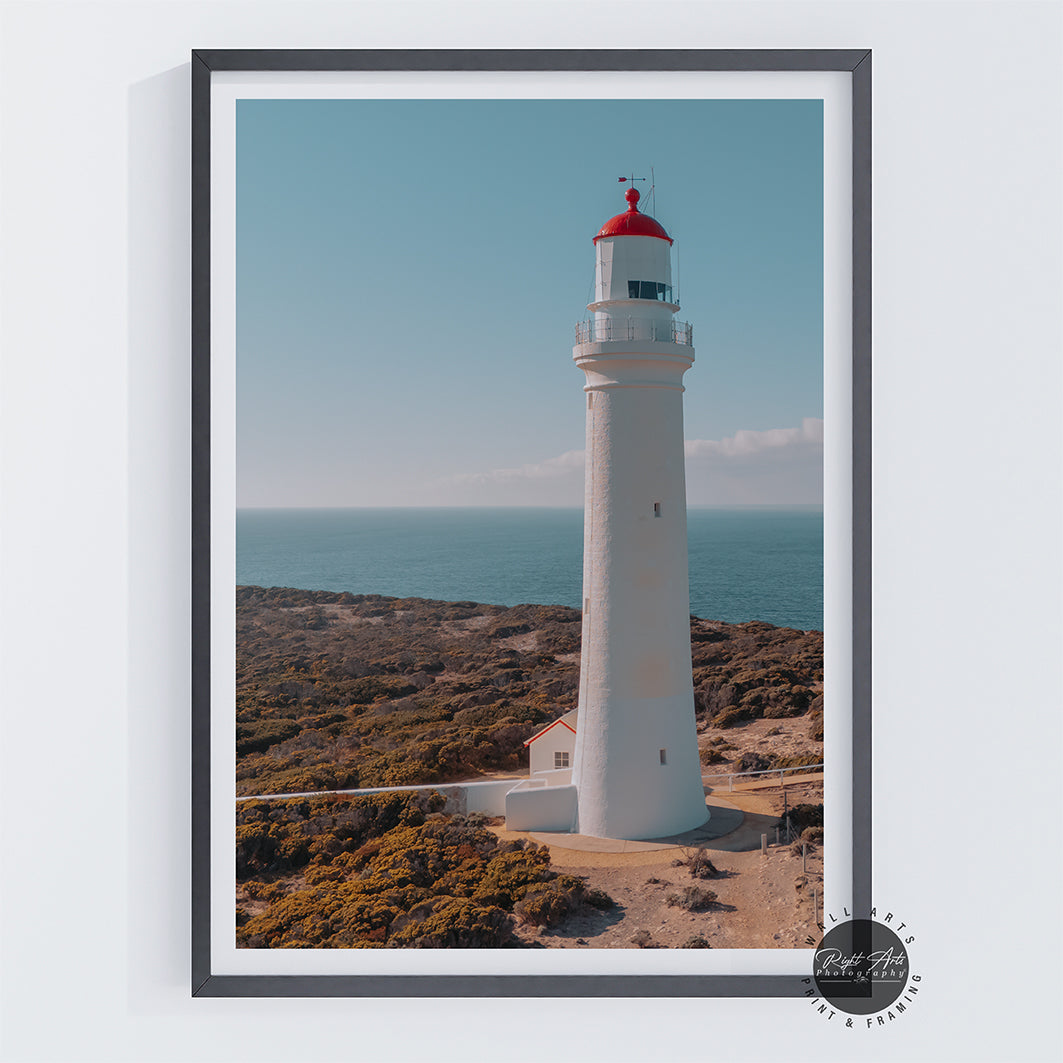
<box><xmin>0</xmin><ymin>2</ymin><xmax>1060</xmax><ymax>1062</ymax></box>
<box><xmin>462</xmin><ymin>779</ymin><xmax>519</xmax><ymax>815</ymax></box>
<box><xmin>505</xmin><ymin>782</ymin><xmax>579</xmax><ymax>832</ymax></box>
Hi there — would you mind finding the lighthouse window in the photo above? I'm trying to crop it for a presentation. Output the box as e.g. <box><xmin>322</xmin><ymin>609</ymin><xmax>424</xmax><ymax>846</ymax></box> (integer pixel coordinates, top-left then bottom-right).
<box><xmin>659</xmin><ymin>749</ymin><xmax>668</xmax><ymax>765</ymax></box>
<box><xmin>628</xmin><ymin>281</ymin><xmax>673</xmax><ymax>302</ymax></box>
<box><xmin>653</xmin><ymin>501</ymin><xmax>661</xmax><ymax>517</ymax></box>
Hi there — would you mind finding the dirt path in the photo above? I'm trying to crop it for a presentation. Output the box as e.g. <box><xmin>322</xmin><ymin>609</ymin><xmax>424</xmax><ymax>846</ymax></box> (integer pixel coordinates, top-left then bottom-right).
<box><xmin>493</xmin><ymin>786</ymin><xmax>824</xmax><ymax>950</ymax></box>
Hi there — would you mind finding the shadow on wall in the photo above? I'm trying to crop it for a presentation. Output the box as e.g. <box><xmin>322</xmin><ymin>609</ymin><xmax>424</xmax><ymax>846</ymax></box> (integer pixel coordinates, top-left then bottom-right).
<box><xmin>126</xmin><ymin>62</ymin><xmax>193</xmax><ymax>1005</ymax></box>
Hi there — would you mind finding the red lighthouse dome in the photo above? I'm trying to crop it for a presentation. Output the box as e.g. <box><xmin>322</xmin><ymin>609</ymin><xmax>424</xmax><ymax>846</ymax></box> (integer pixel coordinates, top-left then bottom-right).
<box><xmin>593</xmin><ymin>187</ymin><xmax>673</xmax><ymax>245</ymax></box>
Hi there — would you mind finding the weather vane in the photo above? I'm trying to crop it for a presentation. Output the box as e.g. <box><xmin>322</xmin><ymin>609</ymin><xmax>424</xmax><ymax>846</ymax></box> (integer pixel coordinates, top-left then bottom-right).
<box><xmin>617</xmin><ymin>175</ymin><xmax>647</xmax><ymax>186</ymax></box>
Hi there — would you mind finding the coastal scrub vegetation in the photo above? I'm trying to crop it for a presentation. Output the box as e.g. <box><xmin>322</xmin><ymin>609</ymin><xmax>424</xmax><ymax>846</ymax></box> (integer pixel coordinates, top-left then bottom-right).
<box><xmin>781</xmin><ymin>802</ymin><xmax>824</xmax><ymax>833</ymax></box>
<box><xmin>235</xmin><ymin>586</ymin><xmax>823</xmax><ymax>797</ymax></box>
<box><xmin>666</xmin><ymin>885</ymin><xmax>718</xmax><ymax>911</ymax></box>
<box><xmin>234</xmin><ymin>588</ymin><xmax>824</xmax><ymax>949</ymax></box>
<box><xmin>236</xmin><ymin>790</ymin><xmax>609</xmax><ymax>948</ymax></box>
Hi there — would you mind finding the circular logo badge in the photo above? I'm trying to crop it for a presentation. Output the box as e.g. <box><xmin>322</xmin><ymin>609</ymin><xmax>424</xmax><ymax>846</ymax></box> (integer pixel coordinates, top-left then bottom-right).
<box><xmin>813</xmin><ymin>918</ymin><xmax>911</xmax><ymax>1015</ymax></box>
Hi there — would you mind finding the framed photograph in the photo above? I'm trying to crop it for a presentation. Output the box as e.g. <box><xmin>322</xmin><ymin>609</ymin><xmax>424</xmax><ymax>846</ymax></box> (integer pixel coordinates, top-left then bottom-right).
<box><xmin>192</xmin><ymin>49</ymin><xmax>871</xmax><ymax>997</ymax></box>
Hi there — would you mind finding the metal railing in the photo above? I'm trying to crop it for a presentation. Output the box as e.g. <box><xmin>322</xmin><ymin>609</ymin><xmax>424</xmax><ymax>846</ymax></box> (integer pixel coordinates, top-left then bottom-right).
<box><xmin>702</xmin><ymin>762</ymin><xmax>824</xmax><ymax>793</ymax></box>
<box><xmin>575</xmin><ymin>317</ymin><xmax>693</xmax><ymax>346</ymax></box>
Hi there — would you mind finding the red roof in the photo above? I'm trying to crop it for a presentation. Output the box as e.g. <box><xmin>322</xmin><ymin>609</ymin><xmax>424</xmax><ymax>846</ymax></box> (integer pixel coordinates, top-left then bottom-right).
<box><xmin>523</xmin><ymin>714</ymin><xmax>577</xmax><ymax>747</ymax></box>
<box><xmin>593</xmin><ymin>187</ymin><xmax>673</xmax><ymax>245</ymax></box>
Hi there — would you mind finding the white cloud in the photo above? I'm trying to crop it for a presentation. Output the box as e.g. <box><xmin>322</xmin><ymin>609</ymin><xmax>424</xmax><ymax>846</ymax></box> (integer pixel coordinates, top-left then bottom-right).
<box><xmin>684</xmin><ymin>419</ymin><xmax>823</xmax><ymax>504</ymax></box>
<box><xmin>433</xmin><ymin>420</ymin><xmax>823</xmax><ymax>505</ymax></box>
<box><xmin>684</xmin><ymin>418</ymin><xmax>824</xmax><ymax>461</ymax></box>
<box><xmin>440</xmin><ymin>449</ymin><xmax>585</xmax><ymax>488</ymax></box>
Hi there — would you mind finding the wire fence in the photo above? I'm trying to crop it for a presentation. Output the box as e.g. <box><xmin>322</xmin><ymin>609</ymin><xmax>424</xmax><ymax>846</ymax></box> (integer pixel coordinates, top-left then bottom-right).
<box><xmin>702</xmin><ymin>762</ymin><xmax>824</xmax><ymax>792</ymax></box>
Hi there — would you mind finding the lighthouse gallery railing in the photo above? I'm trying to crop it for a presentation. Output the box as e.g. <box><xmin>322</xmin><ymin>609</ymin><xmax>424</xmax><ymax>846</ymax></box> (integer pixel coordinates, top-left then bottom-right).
<box><xmin>575</xmin><ymin>318</ymin><xmax>693</xmax><ymax>346</ymax></box>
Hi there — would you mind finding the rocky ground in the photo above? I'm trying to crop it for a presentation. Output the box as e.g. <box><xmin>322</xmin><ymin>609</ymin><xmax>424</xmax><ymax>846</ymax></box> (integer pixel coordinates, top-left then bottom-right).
<box><xmin>499</xmin><ymin>785</ymin><xmax>825</xmax><ymax>950</ymax></box>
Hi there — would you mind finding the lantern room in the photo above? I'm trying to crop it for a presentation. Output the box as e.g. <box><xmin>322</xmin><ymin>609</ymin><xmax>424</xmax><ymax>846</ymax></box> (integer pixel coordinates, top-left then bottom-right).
<box><xmin>589</xmin><ymin>188</ymin><xmax>676</xmax><ymax>309</ymax></box>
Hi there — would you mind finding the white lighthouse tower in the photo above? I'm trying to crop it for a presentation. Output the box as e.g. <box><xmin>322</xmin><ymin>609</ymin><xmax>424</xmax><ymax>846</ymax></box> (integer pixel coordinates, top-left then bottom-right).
<box><xmin>569</xmin><ymin>184</ymin><xmax>709</xmax><ymax>840</ymax></box>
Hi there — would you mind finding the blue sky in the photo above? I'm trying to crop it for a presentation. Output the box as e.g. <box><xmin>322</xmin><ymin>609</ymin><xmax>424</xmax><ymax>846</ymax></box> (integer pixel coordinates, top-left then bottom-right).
<box><xmin>236</xmin><ymin>97</ymin><xmax>823</xmax><ymax>506</ymax></box>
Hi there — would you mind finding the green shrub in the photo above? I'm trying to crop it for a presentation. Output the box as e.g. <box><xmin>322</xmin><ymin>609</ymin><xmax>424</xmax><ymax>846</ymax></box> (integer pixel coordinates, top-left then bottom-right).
<box><xmin>714</xmin><ymin>704</ymin><xmax>755</xmax><ymax>728</ymax></box>
<box><xmin>236</xmin><ymin>719</ymin><xmax>302</xmax><ymax>755</ymax></box>
<box><xmin>699</xmin><ymin>747</ymin><xmax>728</xmax><ymax>765</ymax></box>
<box><xmin>236</xmin><ymin>790</ymin><xmax>440</xmax><ymax>878</ymax></box>
<box><xmin>772</xmin><ymin>754</ymin><xmax>822</xmax><ymax>771</ymax></box>
<box><xmin>666</xmin><ymin>886</ymin><xmax>717</xmax><ymax>911</ymax></box>
<box><xmin>583</xmin><ymin>888</ymin><xmax>615</xmax><ymax>910</ymax></box>
<box><xmin>472</xmin><ymin>846</ymin><xmax>553</xmax><ymax>909</ymax></box>
<box><xmin>514</xmin><ymin>882</ymin><xmax>577</xmax><ymax>927</ymax></box>
<box><xmin>731</xmin><ymin>752</ymin><xmax>772</xmax><ymax>773</ymax></box>
<box><xmin>672</xmin><ymin>848</ymin><xmax>719</xmax><ymax>880</ymax></box>
<box><xmin>785</xmin><ymin>803</ymin><xmax>823</xmax><ymax>832</ymax></box>
<box><xmin>681</xmin><ymin>934</ymin><xmax>712</xmax><ymax>948</ymax></box>
<box><xmin>387</xmin><ymin>897</ymin><xmax>516</xmax><ymax>948</ymax></box>
<box><xmin>808</xmin><ymin>711</ymin><xmax>824</xmax><ymax>741</ymax></box>
<box><xmin>238</xmin><ymin>801</ymin><xmax>569</xmax><ymax>949</ymax></box>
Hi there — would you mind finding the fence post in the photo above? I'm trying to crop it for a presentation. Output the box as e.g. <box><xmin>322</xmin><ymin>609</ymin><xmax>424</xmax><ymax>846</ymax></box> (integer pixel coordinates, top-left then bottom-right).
<box><xmin>802</xmin><ymin>842</ymin><xmax>807</xmax><ymax>873</ymax></box>
<box><xmin>813</xmin><ymin>887</ymin><xmax>818</xmax><ymax>928</ymax></box>
<box><xmin>761</xmin><ymin>833</ymin><xmax>767</xmax><ymax>857</ymax></box>
<box><xmin>728</xmin><ymin>774</ymin><xmax>734</xmax><ymax>792</ymax></box>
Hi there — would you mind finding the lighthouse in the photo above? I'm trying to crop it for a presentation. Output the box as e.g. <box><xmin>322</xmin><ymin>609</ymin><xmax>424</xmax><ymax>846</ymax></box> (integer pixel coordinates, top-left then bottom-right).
<box><xmin>569</xmin><ymin>183</ymin><xmax>709</xmax><ymax>840</ymax></box>
<box><xmin>503</xmin><ymin>183</ymin><xmax>708</xmax><ymax>841</ymax></box>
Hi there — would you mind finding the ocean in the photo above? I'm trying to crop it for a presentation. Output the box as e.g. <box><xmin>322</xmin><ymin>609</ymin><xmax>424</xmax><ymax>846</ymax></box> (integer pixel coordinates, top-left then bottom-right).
<box><xmin>236</xmin><ymin>506</ymin><xmax>823</xmax><ymax>632</ymax></box>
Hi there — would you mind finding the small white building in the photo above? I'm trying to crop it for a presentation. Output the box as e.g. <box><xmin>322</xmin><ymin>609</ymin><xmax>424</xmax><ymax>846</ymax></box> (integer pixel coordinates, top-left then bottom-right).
<box><xmin>524</xmin><ymin>709</ymin><xmax>577</xmax><ymax>777</ymax></box>
<box><xmin>505</xmin><ymin>709</ymin><xmax>580</xmax><ymax>832</ymax></box>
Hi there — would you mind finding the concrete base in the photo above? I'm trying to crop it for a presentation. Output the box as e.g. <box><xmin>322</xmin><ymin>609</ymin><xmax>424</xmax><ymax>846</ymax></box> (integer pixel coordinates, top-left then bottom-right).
<box><xmin>529</xmin><ymin>799</ymin><xmax>746</xmax><ymax>853</ymax></box>
<box><xmin>529</xmin><ymin>831</ymin><xmax>678</xmax><ymax>853</ymax></box>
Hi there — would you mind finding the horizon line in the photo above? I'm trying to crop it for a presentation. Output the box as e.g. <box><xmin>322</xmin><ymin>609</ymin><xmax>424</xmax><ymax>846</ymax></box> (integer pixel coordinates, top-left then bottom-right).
<box><xmin>236</xmin><ymin>502</ymin><xmax>825</xmax><ymax>512</ymax></box>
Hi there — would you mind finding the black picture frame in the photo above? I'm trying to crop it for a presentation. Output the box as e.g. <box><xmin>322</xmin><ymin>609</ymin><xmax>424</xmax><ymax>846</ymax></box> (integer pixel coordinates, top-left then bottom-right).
<box><xmin>192</xmin><ymin>47</ymin><xmax>871</xmax><ymax>998</ymax></box>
